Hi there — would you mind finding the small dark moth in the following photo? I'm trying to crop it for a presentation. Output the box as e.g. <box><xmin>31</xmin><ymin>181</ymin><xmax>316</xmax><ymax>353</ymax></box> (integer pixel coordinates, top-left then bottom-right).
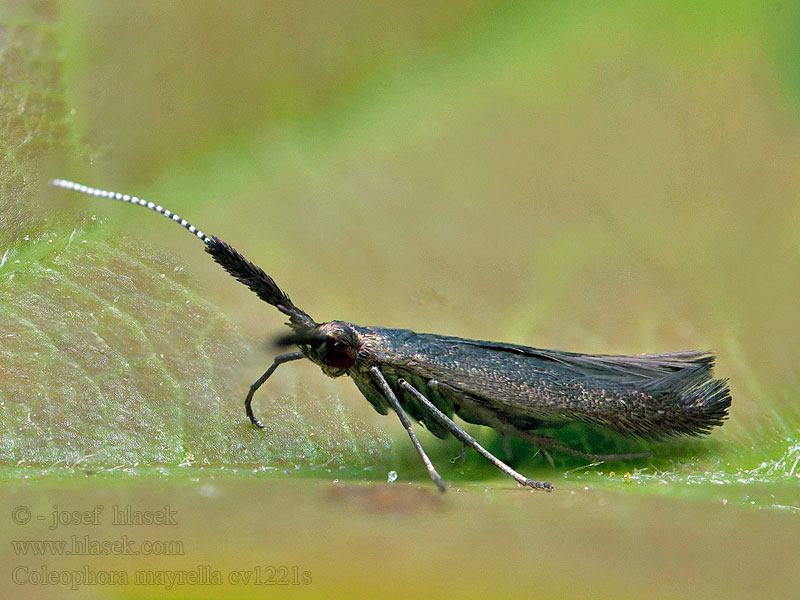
<box><xmin>51</xmin><ymin>179</ymin><xmax>731</xmax><ymax>492</ymax></box>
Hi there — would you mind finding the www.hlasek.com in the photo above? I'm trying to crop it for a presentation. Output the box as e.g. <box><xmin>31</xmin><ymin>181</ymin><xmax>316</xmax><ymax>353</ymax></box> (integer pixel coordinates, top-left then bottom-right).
<box><xmin>12</xmin><ymin>535</ymin><xmax>184</xmax><ymax>556</ymax></box>
<box><xmin>11</xmin><ymin>565</ymin><xmax>313</xmax><ymax>590</ymax></box>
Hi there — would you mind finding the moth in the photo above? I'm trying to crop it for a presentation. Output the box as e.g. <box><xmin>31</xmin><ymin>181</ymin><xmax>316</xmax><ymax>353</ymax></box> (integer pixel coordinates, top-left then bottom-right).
<box><xmin>51</xmin><ymin>179</ymin><xmax>731</xmax><ymax>491</ymax></box>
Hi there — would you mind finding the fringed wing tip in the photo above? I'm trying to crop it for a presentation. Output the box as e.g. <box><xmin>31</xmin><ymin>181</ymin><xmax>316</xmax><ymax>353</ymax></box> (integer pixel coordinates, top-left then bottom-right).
<box><xmin>680</xmin><ymin>377</ymin><xmax>732</xmax><ymax>436</ymax></box>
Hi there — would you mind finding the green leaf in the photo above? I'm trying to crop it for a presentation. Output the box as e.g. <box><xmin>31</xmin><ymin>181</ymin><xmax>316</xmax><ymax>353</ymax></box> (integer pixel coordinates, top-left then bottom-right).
<box><xmin>0</xmin><ymin>4</ymin><xmax>390</xmax><ymax>470</ymax></box>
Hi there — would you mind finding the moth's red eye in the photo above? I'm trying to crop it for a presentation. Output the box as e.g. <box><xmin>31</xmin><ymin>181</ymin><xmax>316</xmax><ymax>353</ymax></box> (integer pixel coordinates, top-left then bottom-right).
<box><xmin>324</xmin><ymin>341</ymin><xmax>356</xmax><ymax>370</ymax></box>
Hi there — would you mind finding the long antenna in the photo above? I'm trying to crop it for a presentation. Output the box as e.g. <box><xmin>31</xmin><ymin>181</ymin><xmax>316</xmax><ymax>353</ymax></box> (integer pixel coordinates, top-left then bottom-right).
<box><xmin>50</xmin><ymin>178</ymin><xmax>316</xmax><ymax>329</ymax></box>
<box><xmin>50</xmin><ymin>179</ymin><xmax>210</xmax><ymax>243</ymax></box>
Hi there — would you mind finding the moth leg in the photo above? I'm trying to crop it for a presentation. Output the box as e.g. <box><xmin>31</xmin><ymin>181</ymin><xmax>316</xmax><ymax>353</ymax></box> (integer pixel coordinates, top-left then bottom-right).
<box><xmin>245</xmin><ymin>351</ymin><xmax>305</xmax><ymax>429</ymax></box>
<box><xmin>400</xmin><ymin>379</ymin><xmax>554</xmax><ymax>491</ymax></box>
<box><xmin>430</xmin><ymin>380</ymin><xmax>651</xmax><ymax>462</ymax></box>
<box><xmin>501</xmin><ymin>434</ymin><xmax>513</xmax><ymax>462</ymax></box>
<box><xmin>511</xmin><ymin>428</ymin><xmax>652</xmax><ymax>462</ymax></box>
<box><xmin>369</xmin><ymin>366</ymin><xmax>446</xmax><ymax>493</ymax></box>
<box><xmin>428</xmin><ymin>379</ymin><xmax>566</xmax><ymax>457</ymax></box>
<box><xmin>539</xmin><ymin>447</ymin><xmax>555</xmax><ymax>468</ymax></box>
<box><xmin>449</xmin><ymin>445</ymin><xmax>467</xmax><ymax>465</ymax></box>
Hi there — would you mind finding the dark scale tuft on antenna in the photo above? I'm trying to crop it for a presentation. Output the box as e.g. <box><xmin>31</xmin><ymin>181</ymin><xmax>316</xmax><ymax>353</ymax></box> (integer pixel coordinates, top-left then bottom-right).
<box><xmin>204</xmin><ymin>236</ymin><xmax>315</xmax><ymax>329</ymax></box>
<box><xmin>49</xmin><ymin>179</ymin><xmax>316</xmax><ymax>330</ymax></box>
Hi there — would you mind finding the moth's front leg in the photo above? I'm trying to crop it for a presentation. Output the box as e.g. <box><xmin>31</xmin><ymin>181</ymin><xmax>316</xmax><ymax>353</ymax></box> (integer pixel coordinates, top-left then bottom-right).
<box><xmin>245</xmin><ymin>351</ymin><xmax>305</xmax><ymax>428</ymax></box>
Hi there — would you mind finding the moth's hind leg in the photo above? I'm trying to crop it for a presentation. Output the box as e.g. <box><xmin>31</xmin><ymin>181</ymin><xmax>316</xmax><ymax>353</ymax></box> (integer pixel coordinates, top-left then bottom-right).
<box><xmin>429</xmin><ymin>380</ymin><xmax>650</xmax><ymax>464</ymax></box>
<box><xmin>511</xmin><ymin>427</ymin><xmax>653</xmax><ymax>462</ymax></box>
<box><xmin>400</xmin><ymin>379</ymin><xmax>553</xmax><ymax>491</ymax></box>
<box><xmin>501</xmin><ymin>432</ymin><xmax>553</xmax><ymax>467</ymax></box>
<box><xmin>245</xmin><ymin>351</ymin><xmax>305</xmax><ymax>428</ymax></box>
<box><xmin>369</xmin><ymin>367</ymin><xmax>446</xmax><ymax>493</ymax></box>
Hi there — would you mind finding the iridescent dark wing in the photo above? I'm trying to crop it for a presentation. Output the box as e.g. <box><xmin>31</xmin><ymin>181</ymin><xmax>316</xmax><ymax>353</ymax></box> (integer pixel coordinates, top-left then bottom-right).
<box><xmin>351</xmin><ymin>327</ymin><xmax>731</xmax><ymax>439</ymax></box>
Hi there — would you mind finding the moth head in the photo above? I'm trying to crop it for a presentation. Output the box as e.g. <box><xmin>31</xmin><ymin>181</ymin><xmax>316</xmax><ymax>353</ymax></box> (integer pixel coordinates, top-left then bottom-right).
<box><xmin>278</xmin><ymin>321</ymin><xmax>360</xmax><ymax>377</ymax></box>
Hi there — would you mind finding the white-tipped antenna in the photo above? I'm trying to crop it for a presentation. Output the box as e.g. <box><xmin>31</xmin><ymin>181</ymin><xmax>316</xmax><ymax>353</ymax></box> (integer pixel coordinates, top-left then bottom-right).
<box><xmin>50</xmin><ymin>179</ymin><xmax>210</xmax><ymax>243</ymax></box>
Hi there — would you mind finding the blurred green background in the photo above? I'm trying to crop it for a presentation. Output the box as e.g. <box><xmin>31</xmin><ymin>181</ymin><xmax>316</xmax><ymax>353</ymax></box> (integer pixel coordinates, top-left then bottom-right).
<box><xmin>1</xmin><ymin>0</ymin><xmax>798</xmax><ymax>598</ymax></box>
